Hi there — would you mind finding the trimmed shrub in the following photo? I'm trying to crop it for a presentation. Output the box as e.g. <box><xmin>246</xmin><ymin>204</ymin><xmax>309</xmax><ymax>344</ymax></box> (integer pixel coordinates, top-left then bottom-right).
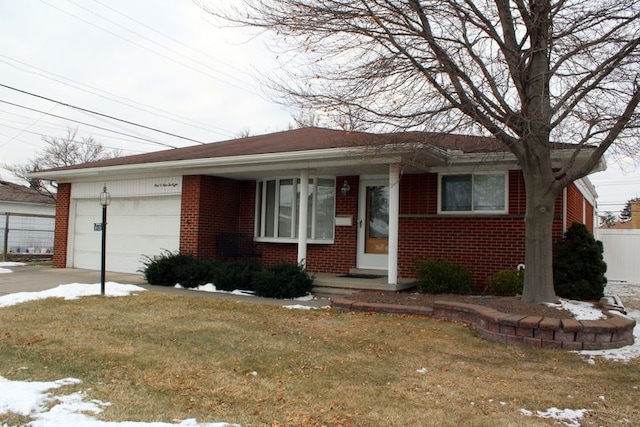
<box><xmin>140</xmin><ymin>251</ymin><xmax>199</xmax><ymax>287</ymax></box>
<box><xmin>213</xmin><ymin>261</ymin><xmax>261</xmax><ymax>292</ymax></box>
<box><xmin>487</xmin><ymin>269</ymin><xmax>524</xmax><ymax>296</ymax></box>
<box><xmin>175</xmin><ymin>258</ymin><xmax>220</xmax><ymax>289</ymax></box>
<box><xmin>553</xmin><ymin>223</ymin><xmax>607</xmax><ymax>301</ymax></box>
<box><xmin>253</xmin><ymin>263</ymin><xmax>314</xmax><ymax>299</ymax></box>
<box><xmin>414</xmin><ymin>259</ymin><xmax>471</xmax><ymax>294</ymax></box>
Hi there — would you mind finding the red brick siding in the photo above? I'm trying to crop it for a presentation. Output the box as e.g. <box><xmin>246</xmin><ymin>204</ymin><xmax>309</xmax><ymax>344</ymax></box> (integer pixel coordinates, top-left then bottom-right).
<box><xmin>585</xmin><ymin>201</ymin><xmax>594</xmax><ymax>233</ymax></box>
<box><xmin>565</xmin><ymin>184</ymin><xmax>584</xmax><ymax>230</ymax></box>
<box><xmin>180</xmin><ymin>175</ymin><xmax>242</xmax><ymax>258</ymax></box>
<box><xmin>178</xmin><ymin>171</ymin><xmax>591</xmax><ymax>292</ymax></box>
<box><xmin>52</xmin><ymin>183</ymin><xmax>71</xmax><ymax>268</ymax></box>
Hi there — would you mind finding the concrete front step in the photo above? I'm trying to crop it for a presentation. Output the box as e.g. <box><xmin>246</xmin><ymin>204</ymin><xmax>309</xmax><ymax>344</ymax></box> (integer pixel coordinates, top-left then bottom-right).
<box><xmin>311</xmin><ymin>272</ymin><xmax>415</xmax><ymax>293</ymax></box>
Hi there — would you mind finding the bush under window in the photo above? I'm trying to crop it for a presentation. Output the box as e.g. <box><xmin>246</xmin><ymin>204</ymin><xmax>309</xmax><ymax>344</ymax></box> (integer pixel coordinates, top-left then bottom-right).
<box><xmin>414</xmin><ymin>259</ymin><xmax>471</xmax><ymax>294</ymax></box>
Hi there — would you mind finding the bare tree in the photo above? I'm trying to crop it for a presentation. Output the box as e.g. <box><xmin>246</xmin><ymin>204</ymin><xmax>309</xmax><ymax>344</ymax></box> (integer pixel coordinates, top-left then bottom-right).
<box><xmin>5</xmin><ymin>128</ymin><xmax>121</xmax><ymax>199</ymax></box>
<box><xmin>204</xmin><ymin>0</ymin><xmax>640</xmax><ymax>303</ymax></box>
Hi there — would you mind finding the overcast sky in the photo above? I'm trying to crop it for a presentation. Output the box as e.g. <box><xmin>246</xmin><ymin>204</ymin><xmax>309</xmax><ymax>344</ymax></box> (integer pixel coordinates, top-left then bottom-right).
<box><xmin>0</xmin><ymin>0</ymin><xmax>638</xmax><ymax>216</ymax></box>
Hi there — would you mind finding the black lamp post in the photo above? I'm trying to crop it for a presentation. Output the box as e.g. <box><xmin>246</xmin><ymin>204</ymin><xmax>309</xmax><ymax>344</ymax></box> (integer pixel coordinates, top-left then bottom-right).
<box><xmin>99</xmin><ymin>185</ymin><xmax>111</xmax><ymax>296</ymax></box>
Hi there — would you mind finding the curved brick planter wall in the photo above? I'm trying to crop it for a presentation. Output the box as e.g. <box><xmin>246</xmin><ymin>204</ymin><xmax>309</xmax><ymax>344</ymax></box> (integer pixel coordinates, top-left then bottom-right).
<box><xmin>332</xmin><ymin>298</ymin><xmax>636</xmax><ymax>350</ymax></box>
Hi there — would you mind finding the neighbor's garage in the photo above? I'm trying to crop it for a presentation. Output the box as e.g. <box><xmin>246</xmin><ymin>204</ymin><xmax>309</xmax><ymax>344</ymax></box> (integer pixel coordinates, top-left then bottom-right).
<box><xmin>68</xmin><ymin>177</ymin><xmax>182</xmax><ymax>273</ymax></box>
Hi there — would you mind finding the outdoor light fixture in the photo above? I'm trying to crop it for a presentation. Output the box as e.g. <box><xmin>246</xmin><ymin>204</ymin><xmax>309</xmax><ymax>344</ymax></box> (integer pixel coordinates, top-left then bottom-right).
<box><xmin>99</xmin><ymin>185</ymin><xmax>111</xmax><ymax>296</ymax></box>
<box><xmin>340</xmin><ymin>179</ymin><xmax>351</xmax><ymax>195</ymax></box>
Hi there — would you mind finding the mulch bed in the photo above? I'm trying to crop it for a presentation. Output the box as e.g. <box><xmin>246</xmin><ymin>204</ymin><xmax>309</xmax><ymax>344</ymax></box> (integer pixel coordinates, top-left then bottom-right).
<box><xmin>344</xmin><ymin>289</ymin><xmax>576</xmax><ymax>319</ymax></box>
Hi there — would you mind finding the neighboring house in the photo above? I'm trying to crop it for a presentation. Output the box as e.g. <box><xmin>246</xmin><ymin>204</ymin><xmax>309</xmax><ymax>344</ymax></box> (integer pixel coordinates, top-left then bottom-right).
<box><xmin>31</xmin><ymin>127</ymin><xmax>600</xmax><ymax>291</ymax></box>
<box><xmin>597</xmin><ymin>200</ymin><xmax>640</xmax><ymax>283</ymax></box>
<box><xmin>0</xmin><ymin>180</ymin><xmax>56</xmax><ymax>254</ymax></box>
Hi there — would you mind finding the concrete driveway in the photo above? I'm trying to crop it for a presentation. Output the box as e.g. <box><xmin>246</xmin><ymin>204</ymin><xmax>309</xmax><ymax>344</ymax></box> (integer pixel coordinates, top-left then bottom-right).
<box><xmin>0</xmin><ymin>264</ymin><xmax>331</xmax><ymax>308</ymax></box>
<box><xmin>0</xmin><ymin>264</ymin><xmax>146</xmax><ymax>296</ymax></box>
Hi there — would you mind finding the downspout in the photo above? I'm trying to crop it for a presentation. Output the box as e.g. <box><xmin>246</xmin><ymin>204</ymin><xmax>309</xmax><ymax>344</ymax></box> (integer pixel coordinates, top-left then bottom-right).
<box><xmin>297</xmin><ymin>169</ymin><xmax>309</xmax><ymax>269</ymax></box>
<box><xmin>388</xmin><ymin>163</ymin><xmax>400</xmax><ymax>286</ymax></box>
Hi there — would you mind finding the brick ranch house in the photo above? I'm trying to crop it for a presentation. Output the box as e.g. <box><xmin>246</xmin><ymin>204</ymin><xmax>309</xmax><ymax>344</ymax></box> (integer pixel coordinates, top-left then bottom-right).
<box><xmin>32</xmin><ymin>127</ymin><xmax>601</xmax><ymax>292</ymax></box>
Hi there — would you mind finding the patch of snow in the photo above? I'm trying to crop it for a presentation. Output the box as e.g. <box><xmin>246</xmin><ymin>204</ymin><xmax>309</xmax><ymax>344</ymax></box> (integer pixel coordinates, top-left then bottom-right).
<box><xmin>416</xmin><ymin>367</ymin><xmax>428</xmax><ymax>374</ymax></box>
<box><xmin>546</xmin><ymin>299</ymin><xmax>606</xmax><ymax>320</ymax></box>
<box><xmin>0</xmin><ymin>267</ymin><xmax>12</xmax><ymax>274</ymax></box>
<box><xmin>0</xmin><ymin>283</ymin><xmax>146</xmax><ymax>308</ymax></box>
<box><xmin>0</xmin><ymin>262</ymin><xmax>26</xmax><ymax>267</ymax></box>
<box><xmin>0</xmin><ymin>376</ymin><xmax>239</xmax><ymax>426</ymax></box>
<box><xmin>578</xmin><ymin>309</ymin><xmax>640</xmax><ymax>362</ymax></box>
<box><xmin>177</xmin><ymin>283</ymin><xmax>321</xmax><ymax>303</ymax></box>
<box><xmin>282</xmin><ymin>304</ymin><xmax>329</xmax><ymax>310</ymax></box>
<box><xmin>520</xmin><ymin>407</ymin><xmax>589</xmax><ymax>427</ymax></box>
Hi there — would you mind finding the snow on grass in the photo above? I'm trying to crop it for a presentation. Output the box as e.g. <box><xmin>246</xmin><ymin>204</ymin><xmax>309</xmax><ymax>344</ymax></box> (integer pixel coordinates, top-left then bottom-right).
<box><xmin>520</xmin><ymin>407</ymin><xmax>588</xmax><ymax>427</ymax></box>
<box><xmin>0</xmin><ymin>282</ymin><xmax>146</xmax><ymax>308</ymax></box>
<box><xmin>0</xmin><ymin>267</ymin><xmax>12</xmax><ymax>274</ymax></box>
<box><xmin>176</xmin><ymin>283</ymin><xmax>329</xmax><ymax>307</ymax></box>
<box><xmin>0</xmin><ymin>376</ymin><xmax>238</xmax><ymax>427</ymax></box>
<box><xmin>0</xmin><ymin>262</ymin><xmax>26</xmax><ymax>267</ymax></box>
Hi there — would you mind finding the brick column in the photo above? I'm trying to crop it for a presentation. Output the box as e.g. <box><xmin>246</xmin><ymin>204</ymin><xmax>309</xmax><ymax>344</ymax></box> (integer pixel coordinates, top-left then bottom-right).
<box><xmin>53</xmin><ymin>183</ymin><xmax>71</xmax><ymax>268</ymax></box>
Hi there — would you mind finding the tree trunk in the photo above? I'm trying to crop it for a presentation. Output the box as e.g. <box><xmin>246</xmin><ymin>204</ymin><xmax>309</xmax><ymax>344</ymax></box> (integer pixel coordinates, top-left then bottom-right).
<box><xmin>521</xmin><ymin>173</ymin><xmax>559</xmax><ymax>304</ymax></box>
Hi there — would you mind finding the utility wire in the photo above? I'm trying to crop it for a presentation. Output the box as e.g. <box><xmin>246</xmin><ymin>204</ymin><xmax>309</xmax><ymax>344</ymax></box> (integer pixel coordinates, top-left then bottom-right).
<box><xmin>90</xmin><ymin>0</ymin><xmax>251</xmax><ymax>77</ymax></box>
<box><xmin>0</xmin><ymin>98</ymin><xmax>178</xmax><ymax>149</ymax></box>
<box><xmin>38</xmin><ymin>0</ymin><xmax>256</xmax><ymax>94</ymax></box>
<box><xmin>0</xmin><ymin>83</ymin><xmax>206</xmax><ymax>145</ymax></box>
<box><xmin>0</xmin><ymin>55</ymin><xmax>234</xmax><ymax>137</ymax></box>
<box><xmin>70</xmin><ymin>0</ymin><xmax>255</xmax><ymax>90</ymax></box>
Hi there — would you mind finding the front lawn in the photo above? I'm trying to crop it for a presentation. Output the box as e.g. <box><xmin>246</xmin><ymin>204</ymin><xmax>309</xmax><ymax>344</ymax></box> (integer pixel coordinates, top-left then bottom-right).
<box><xmin>0</xmin><ymin>291</ymin><xmax>638</xmax><ymax>426</ymax></box>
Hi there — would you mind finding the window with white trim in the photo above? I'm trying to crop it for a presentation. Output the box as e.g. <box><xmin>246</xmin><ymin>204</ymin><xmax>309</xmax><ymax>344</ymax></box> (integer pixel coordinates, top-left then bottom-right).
<box><xmin>256</xmin><ymin>177</ymin><xmax>335</xmax><ymax>241</ymax></box>
<box><xmin>439</xmin><ymin>173</ymin><xmax>507</xmax><ymax>213</ymax></box>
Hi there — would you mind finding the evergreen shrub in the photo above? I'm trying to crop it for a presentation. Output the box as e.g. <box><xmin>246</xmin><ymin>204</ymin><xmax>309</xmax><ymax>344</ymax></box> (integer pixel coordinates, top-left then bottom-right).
<box><xmin>553</xmin><ymin>223</ymin><xmax>607</xmax><ymax>300</ymax></box>
<box><xmin>213</xmin><ymin>261</ymin><xmax>261</xmax><ymax>292</ymax></box>
<box><xmin>414</xmin><ymin>259</ymin><xmax>471</xmax><ymax>294</ymax></box>
<box><xmin>140</xmin><ymin>251</ymin><xmax>199</xmax><ymax>287</ymax></box>
<box><xmin>253</xmin><ymin>263</ymin><xmax>314</xmax><ymax>299</ymax></box>
<box><xmin>487</xmin><ymin>269</ymin><xmax>524</xmax><ymax>296</ymax></box>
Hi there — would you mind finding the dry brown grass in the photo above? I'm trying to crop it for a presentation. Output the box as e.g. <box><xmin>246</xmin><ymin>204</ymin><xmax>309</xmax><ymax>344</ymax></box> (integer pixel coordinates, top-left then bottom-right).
<box><xmin>0</xmin><ymin>291</ymin><xmax>639</xmax><ymax>426</ymax></box>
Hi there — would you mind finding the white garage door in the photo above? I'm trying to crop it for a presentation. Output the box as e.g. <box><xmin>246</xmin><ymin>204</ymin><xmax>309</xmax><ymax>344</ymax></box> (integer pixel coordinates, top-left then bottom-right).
<box><xmin>72</xmin><ymin>196</ymin><xmax>181</xmax><ymax>273</ymax></box>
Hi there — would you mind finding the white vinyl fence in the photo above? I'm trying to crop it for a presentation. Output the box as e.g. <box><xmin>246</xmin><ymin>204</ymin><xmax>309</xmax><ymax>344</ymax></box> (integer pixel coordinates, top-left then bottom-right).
<box><xmin>597</xmin><ymin>229</ymin><xmax>640</xmax><ymax>283</ymax></box>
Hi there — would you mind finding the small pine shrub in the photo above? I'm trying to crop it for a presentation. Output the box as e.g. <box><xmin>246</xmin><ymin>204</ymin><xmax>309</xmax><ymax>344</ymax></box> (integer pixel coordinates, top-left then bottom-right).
<box><xmin>487</xmin><ymin>269</ymin><xmax>524</xmax><ymax>296</ymax></box>
<box><xmin>553</xmin><ymin>223</ymin><xmax>607</xmax><ymax>300</ymax></box>
<box><xmin>414</xmin><ymin>259</ymin><xmax>471</xmax><ymax>294</ymax></box>
<box><xmin>175</xmin><ymin>258</ymin><xmax>221</xmax><ymax>289</ymax></box>
<box><xmin>253</xmin><ymin>263</ymin><xmax>314</xmax><ymax>299</ymax></box>
<box><xmin>213</xmin><ymin>261</ymin><xmax>261</xmax><ymax>292</ymax></box>
<box><xmin>140</xmin><ymin>251</ymin><xmax>199</xmax><ymax>287</ymax></box>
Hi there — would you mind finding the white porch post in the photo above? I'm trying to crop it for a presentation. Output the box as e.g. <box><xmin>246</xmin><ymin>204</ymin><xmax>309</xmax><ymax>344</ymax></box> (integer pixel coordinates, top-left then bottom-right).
<box><xmin>297</xmin><ymin>169</ymin><xmax>309</xmax><ymax>269</ymax></box>
<box><xmin>388</xmin><ymin>163</ymin><xmax>400</xmax><ymax>285</ymax></box>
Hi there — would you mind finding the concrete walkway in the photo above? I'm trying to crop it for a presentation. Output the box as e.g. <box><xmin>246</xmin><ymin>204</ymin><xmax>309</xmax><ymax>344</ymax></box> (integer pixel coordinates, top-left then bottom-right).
<box><xmin>0</xmin><ymin>264</ymin><xmax>332</xmax><ymax>308</ymax></box>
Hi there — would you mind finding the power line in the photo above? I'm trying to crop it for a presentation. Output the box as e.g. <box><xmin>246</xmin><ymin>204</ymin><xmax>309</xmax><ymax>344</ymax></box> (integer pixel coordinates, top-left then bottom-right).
<box><xmin>0</xmin><ymin>83</ymin><xmax>206</xmax><ymax>145</ymax></box>
<box><xmin>0</xmin><ymin>54</ymin><xmax>234</xmax><ymax>137</ymax></box>
<box><xmin>0</xmin><ymin>98</ymin><xmax>178</xmax><ymax>149</ymax></box>
<box><xmin>38</xmin><ymin>0</ymin><xmax>257</xmax><ymax>94</ymax></box>
<box><xmin>90</xmin><ymin>0</ymin><xmax>251</xmax><ymax>77</ymax></box>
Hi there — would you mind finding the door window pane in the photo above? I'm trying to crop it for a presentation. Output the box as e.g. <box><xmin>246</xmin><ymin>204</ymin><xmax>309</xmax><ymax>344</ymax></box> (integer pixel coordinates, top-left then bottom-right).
<box><xmin>368</xmin><ymin>186</ymin><xmax>389</xmax><ymax>238</ymax></box>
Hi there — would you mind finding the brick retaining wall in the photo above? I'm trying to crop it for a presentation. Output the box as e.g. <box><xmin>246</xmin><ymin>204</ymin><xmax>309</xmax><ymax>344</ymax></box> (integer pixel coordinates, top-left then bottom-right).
<box><xmin>332</xmin><ymin>298</ymin><xmax>636</xmax><ymax>350</ymax></box>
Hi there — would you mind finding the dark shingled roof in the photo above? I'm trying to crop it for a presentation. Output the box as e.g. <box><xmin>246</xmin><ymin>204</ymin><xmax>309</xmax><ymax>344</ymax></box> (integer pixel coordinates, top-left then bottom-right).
<box><xmin>0</xmin><ymin>180</ymin><xmax>55</xmax><ymax>205</ymax></box>
<box><xmin>42</xmin><ymin>127</ymin><xmax>504</xmax><ymax>173</ymax></box>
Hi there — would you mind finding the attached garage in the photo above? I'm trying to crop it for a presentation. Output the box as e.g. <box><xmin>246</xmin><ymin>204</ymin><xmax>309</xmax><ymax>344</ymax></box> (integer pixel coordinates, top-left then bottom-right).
<box><xmin>68</xmin><ymin>177</ymin><xmax>182</xmax><ymax>273</ymax></box>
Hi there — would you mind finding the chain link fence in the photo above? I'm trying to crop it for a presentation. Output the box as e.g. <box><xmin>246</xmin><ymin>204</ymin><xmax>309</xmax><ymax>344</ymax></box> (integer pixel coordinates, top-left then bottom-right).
<box><xmin>1</xmin><ymin>212</ymin><xmax>55</xmax><ymax>262</ymax></box>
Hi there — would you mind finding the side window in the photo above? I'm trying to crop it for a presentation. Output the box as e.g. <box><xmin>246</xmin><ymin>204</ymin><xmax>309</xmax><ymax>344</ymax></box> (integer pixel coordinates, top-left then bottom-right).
<box><xmin>440</xmin><ymin>173</ymin><xmax>507</xmax><ymax>213</ymax></box>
